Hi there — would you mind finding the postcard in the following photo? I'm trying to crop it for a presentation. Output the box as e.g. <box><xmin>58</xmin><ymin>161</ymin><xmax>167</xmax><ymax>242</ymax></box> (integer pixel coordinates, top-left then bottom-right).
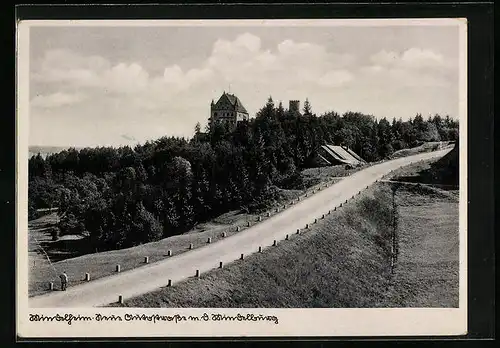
<box><xmin>17</xmin><ymin>18</ymin><xmax>467</xmax><ymax>338</ymax></box>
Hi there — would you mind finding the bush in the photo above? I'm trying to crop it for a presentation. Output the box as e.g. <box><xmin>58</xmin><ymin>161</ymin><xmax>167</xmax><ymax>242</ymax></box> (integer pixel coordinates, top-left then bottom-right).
<box><xmin>50</xmin><ymin>227</ymin><xmax>60</xmax><ymax>241</ymax></box>
<box><xmin>59</xmin><ymin>214</ymin><xmax>85</xmax><ymax>236</ymax></box>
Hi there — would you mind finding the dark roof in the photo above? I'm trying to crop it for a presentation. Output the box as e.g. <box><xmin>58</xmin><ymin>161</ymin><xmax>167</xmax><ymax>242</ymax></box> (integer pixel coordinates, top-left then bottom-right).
<box><xmin>213</xmin><ymin>92</ymin><xmax>248</xmax><ymax>114</ymax></box>
<box><xmin>320</xmin><ymin>145</ymin><xmax>366</xmax><ymax>165</ymax></box>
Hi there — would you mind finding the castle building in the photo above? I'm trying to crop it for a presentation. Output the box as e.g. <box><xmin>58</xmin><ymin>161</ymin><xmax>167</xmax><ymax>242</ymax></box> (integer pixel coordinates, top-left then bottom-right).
<box><xmin>288</xmin><ymin>100</ymin><xmax>302</xmax><ymax>116</ymax></box>
<box><xmin>209</xmin><ymin>92</ymin><xmax>249</xmax><ymax>130</ymax></box>
<box><xmin>289</xmin><ymin>100</ymin><xmax>300</xmax><ymax>113</ymax></box>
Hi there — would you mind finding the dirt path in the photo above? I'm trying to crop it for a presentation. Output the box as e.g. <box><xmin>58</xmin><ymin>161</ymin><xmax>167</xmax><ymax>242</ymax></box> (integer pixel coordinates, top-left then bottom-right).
<box><xmin>28</xmin><ymin>149</ymin><xmax>452</xmax><ymax>308</ymax></box>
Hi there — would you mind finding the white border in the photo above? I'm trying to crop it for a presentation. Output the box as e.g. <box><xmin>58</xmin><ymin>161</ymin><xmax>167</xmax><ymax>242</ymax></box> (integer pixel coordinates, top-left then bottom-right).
<box><xmin>16</xmin><ymin>18</ymin><xmax>468</xmax><ymax>338</ymax></box>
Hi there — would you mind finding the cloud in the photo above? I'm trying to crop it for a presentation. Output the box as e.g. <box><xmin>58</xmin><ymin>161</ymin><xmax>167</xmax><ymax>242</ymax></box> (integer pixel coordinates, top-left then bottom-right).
<box><xmin>103</xmin><ymin>62</ymin><xmax>150</xmax><ymax>94</ymax></box>
<box><xmin>33</xmin><ymin>49</ymin><xmax>108</xmax><ymax>87</ymax></box>
<box><xmin>203</xmin><ymin>34</ymin><xmax>359</xmax><ymax>94</ymax></box>
<box><xmin>33</xmin><ymin>49</ymin><xmax>151</xmax><ymax>95</ymax></box>
<box><xmin>34</xmin><ymin>34</ymin><xmax>357</xmax><ymax>102</ymax></box>
<box><xmin>362</xmin><ymin>47</ymin><xmax>451</xmax><ymax>88</ymax></box>
<box><xmin>160</xmin><ymin>65</ymin><xmax>214</xmax><ymax>93</ymax></box>
<box><xmin>30</xmin><ymin>34</ymin><xmax>457</xmax><ymax>147</ymax></box>
<box><xmin>318</xmin><ymin>70</ymin><xmax>354</xmax><ymax>87</ymax></box>
<box><xmin>401</xmin><ymin>48</ymin><xmax>444</xmax><ymax>68</ymax></box>
<box><xmin>370</xmin><ymin>47</ymin><xmax>445</xmax><ymax>70</ymax></box>
<box><xmin>31</xmin><ymin>92</ymin><xmax>86</xmax><ymax>108</ymax></box>
<box><xmin>121</xmin><ymin>134</ymin><xmax>136</xmax><ymax>141</ymax></box>
<box><xmin>370</xmin><ymin>50</ymin><xmax>399</xmax><ymax>66</ymax></box>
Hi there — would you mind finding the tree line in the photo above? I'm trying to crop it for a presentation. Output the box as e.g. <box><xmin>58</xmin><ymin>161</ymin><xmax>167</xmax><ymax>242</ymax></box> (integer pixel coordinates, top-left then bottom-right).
<box><xmin>28</xmin><ymin>97</ymin><xmax>459</xmax><ymax>251</ymax></box>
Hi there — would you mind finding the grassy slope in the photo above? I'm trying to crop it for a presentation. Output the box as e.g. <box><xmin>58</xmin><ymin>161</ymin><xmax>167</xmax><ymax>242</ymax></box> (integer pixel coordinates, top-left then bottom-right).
<box><xmin>29</xmin><ymin>164</ymin><xmax>358</xmax><ymax>296</ymax></box>
<box><xmin>417</xmin><ymin>143</ymin><xmax>459</xmax><ymax>187</ymax></box>
<box><xmin>109</xmin><ymin>184</ymin><xmax>395</xmax><ymax>308</ymax></box>
<box><xmin>29</xmin><ymin>143</ymin><xmax>456</xmax><ymax>298</ymax></box>
<box><xmin>109</xmin><ymin>180</ymin><xmax>459</xmax><ymax>308</ymax></box>
<box><xmin>388</xmin><ymin>144</ymin><xmax>459</xmax><ymax>192</ymax></box>
<box><xmin>390</xmin><ymin>141</ymin><xmax>454</xmax><ymax>159</ymax></box>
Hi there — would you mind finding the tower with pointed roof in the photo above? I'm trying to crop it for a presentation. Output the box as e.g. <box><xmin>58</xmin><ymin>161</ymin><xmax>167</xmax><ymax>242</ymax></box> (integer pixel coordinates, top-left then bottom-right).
<box><xmin>209</xmin><ymin>91</ymin><xmax>249</xmax><ymax>130</ymax></box>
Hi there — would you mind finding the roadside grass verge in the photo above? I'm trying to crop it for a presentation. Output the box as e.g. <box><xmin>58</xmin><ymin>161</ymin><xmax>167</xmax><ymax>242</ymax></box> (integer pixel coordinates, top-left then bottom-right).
<box><xmin>301</xmin><ymin>164</ymin><xmax>367</xmax><ymax>187</ymax></box>
<box><xmin>29</xmin><ymin>164</ymin><xmax>354</xmax><ymax>297</ymax></box>
<box><xmin>30</xmin><ymin>146</ymin><xmax>450</xmax><ymax>298</ymax></box>
<box><xmin>386</xmin><ymin>158</ymin><xmax>437</xmax><ymax>181</ymax></box>
<box><xmin>29</xmin><ymin>209</ymin><xmax>266</xmax><ymax>296</ymax></box>
<box><xmin>109</xmin><ymin>184</ymin><xmax>397</xmax><ymax>308</ymax></box>
<box><xmin>109</xmin><ymin>181</ymin><xmax>459</xmax><ymax>308</ymax></box>
<box><xmin>384</xmin><ymin>144</ymin><xmax>459</xmax><ymax>193</ymax></box>
<box><xmin>394</xmin><ymin>144</ymin><xmax>459</xmax><ymax>188</ymax></box>
<box><xmin>390</xmin><ymin>141</ymin><xmax>454</xmax><ymax>159</ymax></box>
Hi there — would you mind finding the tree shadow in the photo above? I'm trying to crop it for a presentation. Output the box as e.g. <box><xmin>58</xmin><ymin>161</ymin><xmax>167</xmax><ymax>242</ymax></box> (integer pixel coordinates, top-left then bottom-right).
<box><xmin>39</xmin><ymin>236</ymin><xmax>90</xmax><ymax>262</ymax></box>
<box><xmin>395</xmin><ymin>145</ymin><xmax>459</xmax><ymax>191</ymax></box>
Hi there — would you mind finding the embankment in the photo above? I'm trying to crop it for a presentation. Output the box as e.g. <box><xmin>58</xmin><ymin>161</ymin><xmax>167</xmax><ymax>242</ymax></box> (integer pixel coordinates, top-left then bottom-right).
<box><xmin>111</xmin><ymin>181</ymin><xmax>458</xmax><ymax>308</ymax></box>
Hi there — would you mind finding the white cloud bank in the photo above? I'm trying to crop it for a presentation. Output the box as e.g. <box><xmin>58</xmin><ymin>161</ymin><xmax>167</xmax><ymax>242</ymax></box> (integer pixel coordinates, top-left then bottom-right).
<box><xmin>29</xmin><ymin>33</ymin><xmax>457</xmax><ymax>147</ymax></box>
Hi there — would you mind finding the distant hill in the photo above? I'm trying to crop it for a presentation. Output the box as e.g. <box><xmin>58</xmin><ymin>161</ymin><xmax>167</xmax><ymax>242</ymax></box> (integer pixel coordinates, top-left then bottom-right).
<box><xmin>29</xmin><ymin>145</ymin><xmax>74</xmax><ymax>158</ymax></box>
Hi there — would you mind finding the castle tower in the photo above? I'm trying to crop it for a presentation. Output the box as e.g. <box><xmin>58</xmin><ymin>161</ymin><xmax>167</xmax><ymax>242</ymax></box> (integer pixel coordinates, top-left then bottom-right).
<box><xmin>289</xmin><ymin>100</ymin><xmax>300</xmax><ymax>114</ymax></box>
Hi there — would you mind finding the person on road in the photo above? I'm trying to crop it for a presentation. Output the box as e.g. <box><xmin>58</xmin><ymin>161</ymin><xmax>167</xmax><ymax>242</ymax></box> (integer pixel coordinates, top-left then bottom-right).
<box><xmin>60</xmin><ymin>271</ymin><xmax>68</xmax><ymax>291</ymax></box>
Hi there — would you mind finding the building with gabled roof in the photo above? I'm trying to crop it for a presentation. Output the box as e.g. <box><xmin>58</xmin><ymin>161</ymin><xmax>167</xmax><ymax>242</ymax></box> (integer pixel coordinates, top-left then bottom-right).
<box><xmin>209</xmin><ymin>91</ymin><xmax>249</xmax><ymax>130</ymax></box>
<box><xmin>316</xmin><ymin>144</ymin><xmax>367</xmax><ymax>167</ymax></box>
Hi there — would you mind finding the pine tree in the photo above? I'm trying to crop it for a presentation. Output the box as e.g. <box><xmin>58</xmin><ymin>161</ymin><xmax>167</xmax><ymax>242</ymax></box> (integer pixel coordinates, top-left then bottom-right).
<box><xmin>303</xmin><ymin>98</ymin><xmax>312</xmax><ymax>116</ymax></box>
<box><xmin>194</xmin><ymin>122</ymin><xmax>201</xmax><ymax>135</ymax></box>
<box><xmin>277</xmin><ymin>101</ymin><xmax>285</xmax><ymax>119</ymax></box>
<box><xmin>267</xmin><ymin>96</ymin><xmax>274</xmax><ymax>108</ymax></box>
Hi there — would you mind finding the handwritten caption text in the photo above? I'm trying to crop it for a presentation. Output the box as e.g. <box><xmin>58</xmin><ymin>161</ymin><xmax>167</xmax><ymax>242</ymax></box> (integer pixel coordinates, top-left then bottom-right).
<box><xmin>29</xmin><ymin>313</ymin><xmax>279</xmax><ymax>326</ymax></box>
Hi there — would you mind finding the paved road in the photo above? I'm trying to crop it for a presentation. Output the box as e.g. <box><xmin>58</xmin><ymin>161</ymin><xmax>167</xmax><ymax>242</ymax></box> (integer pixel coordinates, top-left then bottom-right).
<box><xmin>29</xmin><ymin>148</ymin><xmax>452</xmax><ymax>308</ymax></box>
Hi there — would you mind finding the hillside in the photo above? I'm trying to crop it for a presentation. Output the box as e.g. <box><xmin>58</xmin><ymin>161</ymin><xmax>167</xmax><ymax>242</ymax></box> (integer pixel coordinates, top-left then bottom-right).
<box><xmin>110</xmin><ymin>181</ymin><xmax>459</xmax><ymax>308</ymax></box>
<box><xmin>390</xmin><ymin>141</ymin><xmax>454</xmax><ymax>159</ymax></box>
<box><xmin>423</xmin><ymin>142</ymin><xmax>459</xmax><ymax>186</ymax></box>
<box><xmin>28</xmin><ymin>164</ymin><xmax>356</xmax><ymax>297</ymax></box>
<box><xmin>394</xmin><ymin>143</ymin><xmax>459</xmax><ymax>188</ymax></box>
<box><xmin>28</xmin><ymin>100</ymin><xmax>459</xmax><ymax>260</ymax></box>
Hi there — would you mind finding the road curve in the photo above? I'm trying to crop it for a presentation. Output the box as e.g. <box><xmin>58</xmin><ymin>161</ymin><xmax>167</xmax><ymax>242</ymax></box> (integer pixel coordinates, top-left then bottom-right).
<box><xmin>29</xmin><ymin>148</ymin><xmax>452</xmax><ymax>308</ymax></box>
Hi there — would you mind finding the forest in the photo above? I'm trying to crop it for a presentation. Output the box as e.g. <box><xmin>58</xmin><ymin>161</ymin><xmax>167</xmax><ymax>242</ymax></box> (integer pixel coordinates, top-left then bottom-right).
<box><xmin>28</xmin><ymin>97</ymin><xmax>459</xmax><ymax>251</ymax></box>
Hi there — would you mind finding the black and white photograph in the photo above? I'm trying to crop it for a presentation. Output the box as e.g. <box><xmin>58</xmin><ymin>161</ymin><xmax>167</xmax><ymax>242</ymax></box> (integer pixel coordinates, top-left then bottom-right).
<box><xmin>17</xmin><ymin>18</ymin><xmax>467</xmax><ymax>337</ymax></box>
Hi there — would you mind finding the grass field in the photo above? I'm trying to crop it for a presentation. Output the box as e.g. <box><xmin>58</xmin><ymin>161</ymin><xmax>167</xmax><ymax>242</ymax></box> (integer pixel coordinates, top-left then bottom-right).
<box><xmin>29</xmin><ymin>209</ymin><xmax>270</xmax><ymax>296</ymax></box>
<box><xmin>28</xmin><ymin>164</ymin><xmax>360</xmax><ymax>296</ymax></box>
<box><xmin>383</xmin><ymin>184</ymin><xmax>459</xmax><ymax>307</ymax></box>
<box><xmin>109</xmin><ymin>179</ymin><xmax>459</xmax><ymax>308</ymax></box>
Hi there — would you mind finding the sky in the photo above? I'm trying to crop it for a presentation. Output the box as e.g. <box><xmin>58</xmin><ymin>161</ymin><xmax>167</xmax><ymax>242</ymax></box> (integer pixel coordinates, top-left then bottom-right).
<box><xmin>28</xmin><ymin>21</ymin><xmax>461</xmax><ymax>147</ymax></box>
